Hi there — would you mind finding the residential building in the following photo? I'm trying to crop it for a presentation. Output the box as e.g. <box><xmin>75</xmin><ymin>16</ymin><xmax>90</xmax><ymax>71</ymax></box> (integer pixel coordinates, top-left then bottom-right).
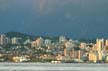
<box><xmin>45</xmin><ymin>39</ymin><xmax>51</xmax><ymax>46</ymax></box>
<box><xmin>59</xmin><ymin>36</ymin><xmax>66</xmax><ymax>43</ymax></box>
<box><xmin>11</xmin><ymin>37</ymin><xmax>20</xmax><ymax>44</ymax></box>
<box><xmin>96</xmin><ymin>39</ymin><xmax>104</xmax><ymax>51</ymax></box>
<box><xmin>31</xmin><ymin>37</ymin><xmax>44</xmax><ymax>48</ymax></box>
<box><xmin>0</xmin><ymin>34</ymin><xmax>7</xmax><ymax>45</ymax></box>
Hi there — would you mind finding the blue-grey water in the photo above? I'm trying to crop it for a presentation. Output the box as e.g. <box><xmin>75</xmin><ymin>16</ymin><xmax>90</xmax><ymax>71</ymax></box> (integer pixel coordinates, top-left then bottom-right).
<box><xmin>0</xmin><ymin>63</ymin><xmax>108</xmax><ymax>71</ymax></box>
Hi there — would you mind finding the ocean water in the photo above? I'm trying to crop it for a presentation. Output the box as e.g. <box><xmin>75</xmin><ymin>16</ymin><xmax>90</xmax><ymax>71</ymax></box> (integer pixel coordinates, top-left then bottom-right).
<box><xmin>0</xmin><ymin>63</ymin><xmax>108</xmax><ymax>71</ymax></box>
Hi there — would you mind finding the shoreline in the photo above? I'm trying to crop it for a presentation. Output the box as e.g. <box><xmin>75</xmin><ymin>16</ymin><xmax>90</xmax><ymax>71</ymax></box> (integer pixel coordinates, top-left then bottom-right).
<box><xmin>0</xmin><ymin>63</ymin><xmax>108</xmax><ymax>71</ymax></box>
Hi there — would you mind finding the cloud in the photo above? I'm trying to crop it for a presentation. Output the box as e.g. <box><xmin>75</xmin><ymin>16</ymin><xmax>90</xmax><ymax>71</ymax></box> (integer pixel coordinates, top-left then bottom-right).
<box><xmin>0</xmin><ymin>0</ymin><xmax>98</xmax><ymax>14</ymax></box>
<box><xmin>33</xmin><ymin>0</ymin><xmax>57</xmax><ymax>15</ymax></box>
<box><xmin>31</xmin><ymin>0</ymin><xmax>98</xmax><ymax>15</ymax></box>
<box><xmin>0</xmin><ymin>0</ymin><xmax>10</xmax><ymax>12</ymax></box>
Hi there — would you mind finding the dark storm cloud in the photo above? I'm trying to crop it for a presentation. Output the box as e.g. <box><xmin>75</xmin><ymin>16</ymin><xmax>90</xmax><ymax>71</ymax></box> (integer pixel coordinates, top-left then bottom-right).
<box><xmin>0</xmin><ymin>0</ymin><xmax>108</xmax><ymax>38</ymax></box>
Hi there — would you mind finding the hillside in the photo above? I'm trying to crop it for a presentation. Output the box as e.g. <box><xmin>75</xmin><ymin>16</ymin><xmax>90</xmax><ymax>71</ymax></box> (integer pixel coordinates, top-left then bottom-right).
<box><xmin>4</xmin><ymin>32</ymin><xmax>35</xmax><ymax>42</ymax></box>
<box><xmin>4</xmin><ymin>32</ymin><xmax>59</xmax><ymax>42</ymax></box>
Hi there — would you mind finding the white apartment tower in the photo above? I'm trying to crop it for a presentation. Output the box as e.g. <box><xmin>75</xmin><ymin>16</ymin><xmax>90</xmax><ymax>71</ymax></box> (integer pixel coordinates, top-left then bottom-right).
<box><xmin>0</xmin><ymin>34</ymin><xmax>7</xmax><ymax>45</ymax></box>
<box><xmin>96</xmin><ymin>39</ymin><xmax>104</xmax><ymax>51</ymax></box>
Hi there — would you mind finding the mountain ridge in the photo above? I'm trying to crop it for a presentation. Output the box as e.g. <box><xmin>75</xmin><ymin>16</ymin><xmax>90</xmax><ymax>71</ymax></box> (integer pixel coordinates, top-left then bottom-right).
<box><xmin>3</xmin><ymin>31</ymin><xmax>96</xmax><ymax>43</ymax></box>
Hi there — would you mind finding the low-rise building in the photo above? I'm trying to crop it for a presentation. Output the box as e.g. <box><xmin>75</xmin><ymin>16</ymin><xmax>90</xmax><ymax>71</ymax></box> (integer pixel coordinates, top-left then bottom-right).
<box><xmin>12</xmin><ymin>55</ymin><xmax>30</xmax><ymax>62</ymax></box>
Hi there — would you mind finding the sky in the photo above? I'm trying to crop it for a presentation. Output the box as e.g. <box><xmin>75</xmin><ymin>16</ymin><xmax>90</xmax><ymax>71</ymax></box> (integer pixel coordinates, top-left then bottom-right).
<box><xmin>0</xmin><ymin>0</ymin><xmax>108</xmax><ymax>39</ymax></box>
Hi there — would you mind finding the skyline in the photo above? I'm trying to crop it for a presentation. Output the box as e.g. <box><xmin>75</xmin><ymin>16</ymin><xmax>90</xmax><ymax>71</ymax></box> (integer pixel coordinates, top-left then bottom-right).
<box><xmin>0</xmin><ymin>0</ymin><xmax>108</xmax><ymax>38</ymax></box>
<box><xmin>0</xmin><ymin>31</ymin><xmax>108</xmax><ymax>63</ymax></box>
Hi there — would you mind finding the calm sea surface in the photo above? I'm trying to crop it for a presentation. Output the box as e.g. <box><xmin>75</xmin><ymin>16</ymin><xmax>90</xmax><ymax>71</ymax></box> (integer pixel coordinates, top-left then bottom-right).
<box><xmin>0</xmin><ymin>63</ymin><xmax>108</xmax><ymax>71</ymax></box>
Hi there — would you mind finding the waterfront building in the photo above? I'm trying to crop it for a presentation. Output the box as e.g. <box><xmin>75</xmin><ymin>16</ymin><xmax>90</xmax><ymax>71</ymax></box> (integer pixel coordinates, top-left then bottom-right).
<box><xmin>78</xmin><ymin>50</ymin><xmax>81</xmax><ymax>59</ymax></box>
<box><xmin>97</xmin><ymin>51</ymin><xmax>102</xmax><ymax>61</ymax></box>
<box><xmin>70</xmin><ymin>48</ymin><xmax>75</xmax><ymax>58</ymax></box>
<box><xmin>105</xmin><ymin>39</ymin><xmax>108</xmax><ymax>46</ymax></box>
<box><xmin>105</xmin><ymin>54</ymin><xmax>108</xmax><ymax>63</ymax></box>
<box><xmin>56</xmin><ymin>54</ymin><xmax>63</xmax><ymax>61</ymax></box>
<box><xmin>12</xmin><ymin>55</ymin><xmax>30</xmax><ymax>63</ymax></box>
<box><xmin>96</xmin><ymin>39</ymin><xmax>104</xmax><ymax>51</ymax></box>
<box><xmin>0</xmin><ymin>34</ymin><xmax>7</xmax><ymax>45</ymax></box>
<box><xmin>88</xmin><ymin>51</ymin><xmax>97</xmax><ymax>63</ymax></box>
<box><xmin>64</xmin><ymin>41</ymin><xmax>74</xmax><ymax>57</ymax></box>
<box><xmin>95</xmin><ymin>39</ymin><xmax>103</xmax><ymax>61</ymax></box>
<box><xmin>106</xmin><ymin>46</ymin><xmax>108</xmax><ymax>51</ymax></box>
<box><xmin>105</xmin><ymin>39</ymin><xmax>108</xmax><ymax>51</ymax></box>
<box><xmin>64</xmin><ymin>47</ymin><xmax>67</xmax><ymax>56</ymax></box>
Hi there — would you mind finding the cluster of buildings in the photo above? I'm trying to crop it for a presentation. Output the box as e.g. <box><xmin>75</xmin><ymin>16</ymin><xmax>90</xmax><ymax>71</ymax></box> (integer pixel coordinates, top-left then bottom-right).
<box><xmin>12</xmin><ymin>55</ymin><xmax>30</xmax><ymax>62</ymax></box>
<box><xmin>88</xmin><ymin>39</ymin><xmax>108</xmax><ymax>63</ymax></box>
<box><xmin>0</xmin><ymin>34</ymin><xmax>108</xmax><ymax>63</ymax></box>
<box><xmin>0</xmin><ymin>34</ymin><xmax>21</xmax><ymax>45</ymax></box>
